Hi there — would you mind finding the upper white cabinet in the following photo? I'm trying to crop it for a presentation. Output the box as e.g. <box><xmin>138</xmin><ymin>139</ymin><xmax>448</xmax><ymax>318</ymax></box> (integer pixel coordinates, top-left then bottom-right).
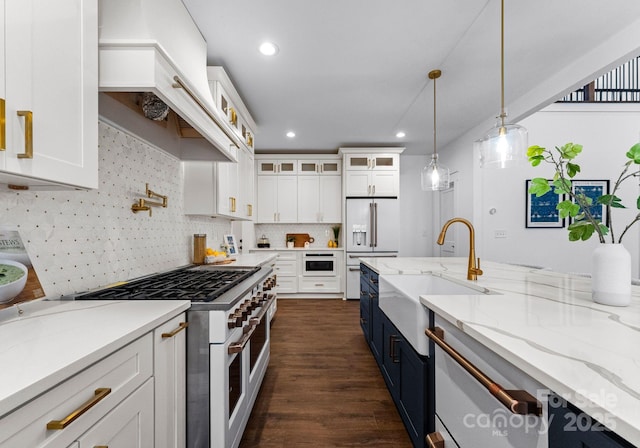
<box><xmin>339</xmin><ymin>149</ymin><xmax>403</xmax><ymax>197</ymax></box>
<box><xmin>207</xmin><ymin>67</ymin><xmax>256</xmax><ymax>153</ymax></box>
<box><xmin>0</xmin><ymin>0</ymin><xmax>98</xmax><ymax>190</ymax></box>
<box><xmin>297</xmin><ymin>160</ymin><xmax>342</xmax><ymax>175</ymax></box>
<box><xmin>256</xmin><ymin>175</ymin><xmax>298</xmax><ymax>223</ymax></box>
<box><xmin>257</xmin><ymin>159</ymin><xmax>297</xmax><ymax>175</ymax></box>
<box><xmin>182</xmin><ymin>149</ymin><xmax>254</xmax><ymax>220</ymax></box>
<box><xmin>297</xmin><ymin>175</ymin><xmax>341</xmax><ymax>223</ymax></box>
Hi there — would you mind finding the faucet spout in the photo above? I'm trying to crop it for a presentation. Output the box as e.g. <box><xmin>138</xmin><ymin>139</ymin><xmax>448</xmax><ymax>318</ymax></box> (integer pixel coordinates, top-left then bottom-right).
<box><xmin>437</xmin><ymin>217</ymin><xmax>483</xmax><ymax>281</ymax></box>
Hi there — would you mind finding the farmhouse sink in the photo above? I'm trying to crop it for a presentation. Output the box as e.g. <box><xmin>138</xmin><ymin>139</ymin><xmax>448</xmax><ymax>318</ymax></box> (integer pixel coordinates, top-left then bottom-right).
<box><xmin>378</xmin><ymin>274</ymin><xmax>498</xmax><ymax>356</ymax></box>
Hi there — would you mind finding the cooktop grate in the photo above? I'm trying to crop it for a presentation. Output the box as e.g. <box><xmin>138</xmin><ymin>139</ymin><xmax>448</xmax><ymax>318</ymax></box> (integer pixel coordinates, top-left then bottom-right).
<box><xmin>74</xmin><ymin>266</ymin><xmax>260</xmax><ymax>302</ymax></box>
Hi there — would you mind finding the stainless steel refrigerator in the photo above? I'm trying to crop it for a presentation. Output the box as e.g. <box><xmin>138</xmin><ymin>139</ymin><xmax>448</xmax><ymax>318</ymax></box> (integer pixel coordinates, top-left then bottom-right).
<box><xmin>345</xmin><ymin>198</ymin><xmax>399</xmax><ymax>299</ymax></box>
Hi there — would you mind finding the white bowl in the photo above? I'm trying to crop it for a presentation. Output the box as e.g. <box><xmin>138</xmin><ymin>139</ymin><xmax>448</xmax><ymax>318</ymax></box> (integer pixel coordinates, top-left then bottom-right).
<box><xmin>0</xmin><ymin>259</ymin><xmax>28</xmax><ymax>303</ymax></box>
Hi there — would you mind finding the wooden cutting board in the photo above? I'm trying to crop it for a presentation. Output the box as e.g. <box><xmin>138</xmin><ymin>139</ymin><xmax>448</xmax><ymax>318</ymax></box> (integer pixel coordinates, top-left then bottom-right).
<box><xmin>286</xmin><ymin>233</ymin><xmax>315</xmax><ymax>248</ymax></box>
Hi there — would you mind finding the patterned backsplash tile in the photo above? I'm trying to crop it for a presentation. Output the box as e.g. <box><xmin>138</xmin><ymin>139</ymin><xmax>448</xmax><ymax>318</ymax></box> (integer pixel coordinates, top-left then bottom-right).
<box><xmin>0</xmin><ymin>122</ymin><xmax>231</xmax><ymax>299</ymax></box>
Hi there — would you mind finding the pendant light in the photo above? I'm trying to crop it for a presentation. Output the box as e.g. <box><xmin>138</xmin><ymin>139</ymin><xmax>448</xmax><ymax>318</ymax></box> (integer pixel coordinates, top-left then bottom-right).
<box><xmin>421</xmin><ymin>69</ymin><xmax>450</xmax><ymax>191</ymax></box>
<box><xmin>477</xmin><ymin>0</ymin><xmax>527</xmax><ymax>168</ymax></box>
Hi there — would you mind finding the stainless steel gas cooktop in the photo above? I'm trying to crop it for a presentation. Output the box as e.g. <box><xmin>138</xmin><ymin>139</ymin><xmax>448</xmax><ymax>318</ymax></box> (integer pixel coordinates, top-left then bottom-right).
<box><xmin>74</xmin><ymin>265</ymin><xmax>260</xmax><ymax>303</ymax></box>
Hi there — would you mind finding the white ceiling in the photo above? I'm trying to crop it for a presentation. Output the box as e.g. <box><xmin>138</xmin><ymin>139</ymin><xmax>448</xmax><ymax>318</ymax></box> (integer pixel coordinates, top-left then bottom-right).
<box><xmin>183</xmin><ymin>0</ymin><xmax>640</xmax><ymax>156</ymax></box>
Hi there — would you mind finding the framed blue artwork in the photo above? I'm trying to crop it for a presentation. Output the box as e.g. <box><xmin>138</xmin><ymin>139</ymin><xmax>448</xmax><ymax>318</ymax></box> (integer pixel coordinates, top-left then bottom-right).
<box><xmin>526</xmin><ymin>179</ymin><xmax>565</xmax><ymax>228</ymax></box>
<box><xmin>571</xmin><ymin>179</ymin><xmax>609</xmax><ymax>225</ymax></box>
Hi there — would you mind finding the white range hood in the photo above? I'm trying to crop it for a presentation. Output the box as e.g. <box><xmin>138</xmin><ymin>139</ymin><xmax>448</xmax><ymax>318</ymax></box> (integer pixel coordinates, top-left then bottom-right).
<box><xmin>97</xmin><ymin>0</ymin><xmax>240</xmax><ymax>162</ymax></box>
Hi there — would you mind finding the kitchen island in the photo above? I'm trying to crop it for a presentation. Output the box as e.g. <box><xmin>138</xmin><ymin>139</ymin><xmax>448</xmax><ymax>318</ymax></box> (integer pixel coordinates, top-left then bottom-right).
<box><xmin>360</xmin><ymin>257</ymin><xmax>640</xmax><ymax>447</ymax></box>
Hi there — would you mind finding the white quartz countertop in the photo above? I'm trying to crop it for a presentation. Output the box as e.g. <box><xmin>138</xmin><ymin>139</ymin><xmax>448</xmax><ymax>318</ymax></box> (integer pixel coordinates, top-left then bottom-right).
<box><xmin>250</xmin><ymin>247</ymin><xmax>343</xmax><ymax>252</ymax></box>
<box><xmin>360</xmin><ymin>257</ymin><xmax>640</xmax><ymax>445</ymax></box>
<box><xmin>225</xmin><ymin>252</ymin><xmax>277</xmax><ymax>266</ymax></box>
<box><xmin>0</xmin><ymin>299</ymin><xmax>190</xmax><ymax>418</ymax></box>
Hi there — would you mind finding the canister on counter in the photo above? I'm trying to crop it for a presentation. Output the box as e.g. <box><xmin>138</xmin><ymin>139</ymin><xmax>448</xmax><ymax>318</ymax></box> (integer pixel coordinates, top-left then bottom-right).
<box><xmin>193</xmin><ymin>234</ymin><xmax>206</xmax><ymax>264</ymax></box>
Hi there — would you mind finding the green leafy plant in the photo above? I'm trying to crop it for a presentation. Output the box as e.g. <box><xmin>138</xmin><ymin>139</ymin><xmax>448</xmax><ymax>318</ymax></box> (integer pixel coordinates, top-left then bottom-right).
<box><xmin>528</xmin><ymin>142</ymin><xmax>640</xmax><ymax>243</ymax></box>
<box><xmin>331</xmin><ymin>225</ymin><xmax>341</xmax><ymax>240</ymax></box>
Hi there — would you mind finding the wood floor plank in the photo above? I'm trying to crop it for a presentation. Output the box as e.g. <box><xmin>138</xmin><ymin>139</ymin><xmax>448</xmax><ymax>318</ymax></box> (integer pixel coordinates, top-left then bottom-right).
<box><xmin>240</xmin><ymin>299</ymin><xmax>412</xmax><ymax>448</ymax></box>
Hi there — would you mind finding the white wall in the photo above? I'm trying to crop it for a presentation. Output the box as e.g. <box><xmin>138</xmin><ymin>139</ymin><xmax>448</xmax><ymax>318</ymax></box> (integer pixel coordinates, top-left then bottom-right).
<box><xmin>398</xmin><ymin>155</ymin><xmax>434</xmax><ymax>256</ymax></box>
<box><xmin>0</xmin><ymin>122</ymin><xmax>231</xmax><ymax>299</ymax></box>
<box><xmin>444</xmin><ymin>103</ymin><xmax>640</xmax><ymax>275</ymax></box>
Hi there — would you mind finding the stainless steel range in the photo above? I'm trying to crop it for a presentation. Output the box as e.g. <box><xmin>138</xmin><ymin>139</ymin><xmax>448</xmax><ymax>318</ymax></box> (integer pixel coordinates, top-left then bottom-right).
<box><xmin>74</xmin><ymin>264</ymin><xmax>277</xmax><ymax>448</ymax></box>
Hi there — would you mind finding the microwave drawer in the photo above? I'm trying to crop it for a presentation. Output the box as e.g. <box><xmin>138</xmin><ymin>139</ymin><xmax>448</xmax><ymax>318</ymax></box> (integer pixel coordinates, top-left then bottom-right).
<box><xmin>433</xmin><ymin>316</ymin><xmax>548</xmax><ymax>448</ymax></box>
<box><xmin>298</xmin><ymin>276</ymin><xmax>341</xmax><ymax>293</ymax></box>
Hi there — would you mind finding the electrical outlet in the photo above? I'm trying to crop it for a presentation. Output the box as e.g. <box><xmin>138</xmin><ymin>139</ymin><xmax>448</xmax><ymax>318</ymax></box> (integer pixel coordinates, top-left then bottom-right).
<box><xmin>494</xmin><ymin>229</ymin><xmax>507</xmax><ymax>238</ymax></box>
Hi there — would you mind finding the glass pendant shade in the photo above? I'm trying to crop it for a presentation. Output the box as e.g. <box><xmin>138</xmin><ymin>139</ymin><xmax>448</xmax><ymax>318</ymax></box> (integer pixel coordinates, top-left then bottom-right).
<box><xmin>421</xmin><ymin>154</ymin><xmax>450</xmax><ymax>191</ymax></box>
<box><xmin>477</xmin><ymin>120</ymin><xmax>528</xmax><ymax>168</ymax></box>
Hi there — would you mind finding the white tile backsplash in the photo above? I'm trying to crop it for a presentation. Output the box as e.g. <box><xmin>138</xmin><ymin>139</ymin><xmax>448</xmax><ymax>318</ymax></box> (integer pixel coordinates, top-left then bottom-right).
<box><xmin>255</xmin><ymin>223</ymin><xmax>339</xmax><ymax>248</ymax></box>
<box><xmin>0</xmin><ymin>122</ymin><xmax>230</xmax><ymax>299</ymax></box>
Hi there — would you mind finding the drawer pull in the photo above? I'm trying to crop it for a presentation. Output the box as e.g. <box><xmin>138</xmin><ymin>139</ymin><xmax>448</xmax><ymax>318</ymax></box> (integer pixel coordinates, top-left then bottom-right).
<box><xmin>426</xmin><ymin>327</ymin><xmax>542</xmax><ymax>416</ymax></box>
<box><xmin>162</xmin><ymin>321</ymin><xmax>189</xmax><ymax>338</ymax></box>
<box><xmin>426</xmin><ymin>431</ymin><xmax>445</xmax><ymax>448</ymax></box>
<box><xmin>94</xmin><ymin>446</ymin><xmax>109</xmax><ymax>448</ymax></box>
<box><xmin>17</xmin><ymin>110</ymin><xmax>33</xmax><ymax>159</ymax></box>
<box><xmin>47</xmin><ymin>388</ymin><xmax>112</xmax><ymax>430</ymax></box>
<box><xmin>0</xmin><ymin>98</ymin><xmax>5</xmax><ymax>150</ymax></box>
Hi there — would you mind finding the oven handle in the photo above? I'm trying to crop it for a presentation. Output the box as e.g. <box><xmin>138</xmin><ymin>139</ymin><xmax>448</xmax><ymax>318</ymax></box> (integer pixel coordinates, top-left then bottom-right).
<box><xmin>425</xmin><ymin>327</ymin><xmax>542</xmax><ymax>416</ymax></box>
<box><xmin>228</xmin><ymin>294</ymin><xmax>276</xmax><ymax>354</ymax></box>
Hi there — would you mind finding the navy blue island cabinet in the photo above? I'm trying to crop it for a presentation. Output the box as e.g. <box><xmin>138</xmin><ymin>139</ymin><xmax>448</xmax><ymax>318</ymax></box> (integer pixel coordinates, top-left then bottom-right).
<box><xmin>548</xmin><ymin>395</ymin><xmax>636</xmax><ymax>448</ymax></box>
<box><xmin>359</xmin><ymin>264</ymin><xmax>434</xmax><ymax>448</ymax></box>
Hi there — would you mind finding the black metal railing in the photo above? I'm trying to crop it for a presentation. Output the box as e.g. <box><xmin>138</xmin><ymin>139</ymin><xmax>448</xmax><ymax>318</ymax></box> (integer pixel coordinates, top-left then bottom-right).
<box><xmin>557</xmin><ymin>56</ymin><xmax>640</xmax><ymax>103</ymax></box>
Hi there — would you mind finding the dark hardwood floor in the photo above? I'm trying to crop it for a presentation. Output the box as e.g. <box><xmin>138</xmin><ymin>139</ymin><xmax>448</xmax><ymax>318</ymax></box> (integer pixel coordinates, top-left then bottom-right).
<box><xmin>240</xmin><ymin>299</ymin><xmax>412</xmax><ymax>447</ymax></box>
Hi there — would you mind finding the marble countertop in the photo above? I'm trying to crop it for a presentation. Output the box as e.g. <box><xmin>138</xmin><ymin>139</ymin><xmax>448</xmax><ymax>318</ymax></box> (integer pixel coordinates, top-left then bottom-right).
<box><xmin>250</xmin><ymin>247</ymin><xmax>343</xmax><ymax>252</ymax></box>
<box><xmin>360</xmin><ymin>257</ymin><xmax>640</xmax><ymax>445</ymax></box>
<box><xmin>0</xmin><ymin>299</ymin><xmax>190</xmax><ymax>418</ymax></box>
<box><xmin>226</xmin><ymin>252</ymin><xmax>278</xmax><ymax>266</ymax></box>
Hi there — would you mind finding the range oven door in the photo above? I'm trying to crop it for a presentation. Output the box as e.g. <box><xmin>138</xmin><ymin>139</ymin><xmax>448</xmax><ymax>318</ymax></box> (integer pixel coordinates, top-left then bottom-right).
<box><xmin>302</xmin><ymin>253</ymin><xmax>337</xmax><ymax>276</ymax></box>
<box><xmin>220</xmin><ymin>293</ymin><xmax>276</xmax><ymax>448</ymax></box>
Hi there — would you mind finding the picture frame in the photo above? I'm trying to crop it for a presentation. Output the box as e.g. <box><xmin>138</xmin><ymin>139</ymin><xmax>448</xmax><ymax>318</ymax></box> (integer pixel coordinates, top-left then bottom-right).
<box><xmin>224</xmin><ymin>234</ymin><xmax>238</xmax><ymax>256</ymax></box>
<box><xmin>571</xmin><ymin>179</ymin><xmax>610</xmax><ymax>225</ymax></box>
<box><xmin>526</xmin><ymin>179</ymin><xmax>565</xmax><ymax>228</ymax></box>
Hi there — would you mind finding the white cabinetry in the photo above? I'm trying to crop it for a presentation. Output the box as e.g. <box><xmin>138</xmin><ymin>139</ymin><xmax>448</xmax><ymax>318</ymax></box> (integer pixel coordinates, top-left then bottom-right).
<box><xmin>257</xmin><ymin>159</ymin><xmax>297</xmax><ymax>175</ymax></box>
<box><xmin>154</xmin><ymin>314</ymin><xmax>187</xmax><ymax>448</ymax></box>
<box><xmin>0</xmin><ymin>335</ymin><xmax>153</xmax><ymax>448</ymax></box>
<box><xmin>256</xmin><ymin>175</ymin><xmax>298</xmax><ymax>223</ymax></box>
<box><xmin>297</xmin><ymin>160</ymin><xmax>341</xmax><ymax>175</ymax></box>
<box><xmin>297</xmin><ymin>175</ymin><xmax>341</xmax><ymax>223</ymax></box>
<box><xmin>0</xmin><ymin>311</ymin><xmax>187</xmax><ymax>448</ymax></box>
<box><xmin>0</xmin><ymin>0</ymin><xmax>98</xmax><ymax>190</ymax></box>
<box><xmin>340</xmin><ymin>150</ymin><xmax>403</xmax><ymax>197</ymax></box>
<box><xmin>183</xmin><ymin>149</ymin><xmax>254</xmax><ymax>220</ymax></box>
<box><xmin>273</xmin><ymin>252</ymin><xmax>298</xmax><ymax>293</ymax></box>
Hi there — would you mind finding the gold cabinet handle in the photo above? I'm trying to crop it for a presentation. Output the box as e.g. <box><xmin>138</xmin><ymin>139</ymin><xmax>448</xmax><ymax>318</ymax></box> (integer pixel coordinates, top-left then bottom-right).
<box><xmin>229</xmin><ymin>107</ymin><xmax>238</xmax><ymax>127</ymax></box>
<box><xmin>17</xmin><ymin>110</ymin><xmax>33</xmax><ymax>159</ymax></box>
<box><xmin>426</xmin><ymin>432</ymin><xmax>445</xmax><ymax>448</ymax></box>
<box><xmin>0</xmin><ymin>98</ymin><xmax>5</xmax><ymax>150</ymax></box>
<box><xmin>426</xmin><ymin>327</ymin><xmax>542</xmax><ymax>415</ymax></box>
<box><xmin>95</xmin><ymin>446</ymin><xmax>109</xmax><ymax>448</ymax></box>
<box><xmin>47</xmin><ymin>388</ymin><xmax>112</xmax><ymax>430</ymax></box>
<box><xmin>161</xmin><ymin>321</ymin><xmax>189</xmax><ymax>338</ymax></box>
<box><xmin>247</xmin><ymin>204</ymin><xmax>253</xmax><ymax>216</ymax></box>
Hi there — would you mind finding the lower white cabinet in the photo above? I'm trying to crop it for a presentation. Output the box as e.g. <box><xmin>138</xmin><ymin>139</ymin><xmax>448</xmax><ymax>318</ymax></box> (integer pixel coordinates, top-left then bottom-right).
<box><xmin>272</xmin><ymin>251</ymin><xmax>298</xmax><ymax>293</ymax></box>
<box><xmin>0</xmin><ymin>313</ymin><xmax>186</xmax><ymax>448</ymax></box>
<box><xmin>154</xmin><ymin>314</ymin><xmax>187</xmax><ymax>448</ymax></box>
<box><xmin>76</xmin><ymin>379</ymin><xmax>154</xmax><ymax>448</ymax></box>
<box><xmin>298</xmin><ymin>276</ymin><xmax>341</xmax><ymax>293</ymax></box>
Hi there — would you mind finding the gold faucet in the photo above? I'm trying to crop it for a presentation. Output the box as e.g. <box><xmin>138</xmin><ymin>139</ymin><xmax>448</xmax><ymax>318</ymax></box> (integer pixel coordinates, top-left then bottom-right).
<box><xmin>437</xmin><ymin>217</ymin><xmax>483</xmax><ymax>281</ymax></box>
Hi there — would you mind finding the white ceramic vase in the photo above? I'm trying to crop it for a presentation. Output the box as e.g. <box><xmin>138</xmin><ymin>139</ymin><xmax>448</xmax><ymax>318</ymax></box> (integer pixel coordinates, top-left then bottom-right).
<box><xmin>591</xmin><ymin>243</ymin><xmax>631</xmax><ymax>306</ymax></box>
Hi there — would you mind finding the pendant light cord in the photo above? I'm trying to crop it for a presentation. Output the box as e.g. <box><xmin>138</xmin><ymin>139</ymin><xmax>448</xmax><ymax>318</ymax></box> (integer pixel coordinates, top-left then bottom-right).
<box><xmin>428</xmin><ymin>69</ymin><xmax>441</xmax><ymax>158</ymax></box>
<box><xmin>500</xmin><ymin>0</ymin><xmax>506</xmax><ymax>126</ymax></box>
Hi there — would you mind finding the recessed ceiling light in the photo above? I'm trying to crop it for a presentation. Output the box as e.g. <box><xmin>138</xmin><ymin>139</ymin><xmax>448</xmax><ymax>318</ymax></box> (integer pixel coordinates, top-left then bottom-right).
<box><xmin>396</xmin><ymin>131</ymin><xmax>406</xmax><ymax>138</ymax></box>
<box><xmin>286</xmin><ymin>131</ymin><xmax>296</xmax><ymax>138</ymax></box>
<box><xmin>259</xmin><ymin>42</ymin><xmax>279</xmax><ymax>56</ymax></box>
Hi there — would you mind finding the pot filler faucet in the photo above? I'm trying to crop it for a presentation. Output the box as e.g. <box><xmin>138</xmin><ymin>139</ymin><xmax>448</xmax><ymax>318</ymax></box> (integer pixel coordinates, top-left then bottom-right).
<box><xmin>437</xmin><ymin>217</ymin><xmax>483</xmax><ymax>281</ymax></box>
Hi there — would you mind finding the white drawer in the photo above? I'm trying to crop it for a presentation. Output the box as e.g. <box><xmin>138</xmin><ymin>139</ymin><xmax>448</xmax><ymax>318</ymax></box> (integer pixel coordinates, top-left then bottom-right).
<box><xmin>433</xmin><ymin>316</ymin><xmax>548</xmax><ymax>448</ymax></box>
<box><xmin>298</xmin><ymin>276</ymin><xmax>341</xmax><ymax>293</ymax></box>
<box><xmin>77</xmin><ymin>378</ymin><xmax>154</xmax><ymax>448</ymax></box>
<box><xmin>0</xmin><ymin>334</ymin><xmax>153</xmax><ymax>448</ymax></box>
<box><xmin>274</xmin><ymin>259</ymin><xmax>297</xmax><ymax>276</ymax></box>
<box><xmin>275</xmin><ymin>276</ymin><xmax>297</xmax><ymax>293</ymax></box>
<box><xmin>276</xmin><ymin>252</ymin><xmax>297</xmax><ymax>261</ymax></box>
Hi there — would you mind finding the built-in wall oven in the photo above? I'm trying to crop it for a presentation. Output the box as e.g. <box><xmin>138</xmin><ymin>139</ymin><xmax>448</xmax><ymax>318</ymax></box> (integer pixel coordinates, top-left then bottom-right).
<box><xmin>73</xmin><ymin>264</ymin><xmax>276</xmax><ymax>448</ymax></box>
<box><xmin>302</xmin><ymin>252</ymin><xmax>337</xmax><ymax>277</ymax></box>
